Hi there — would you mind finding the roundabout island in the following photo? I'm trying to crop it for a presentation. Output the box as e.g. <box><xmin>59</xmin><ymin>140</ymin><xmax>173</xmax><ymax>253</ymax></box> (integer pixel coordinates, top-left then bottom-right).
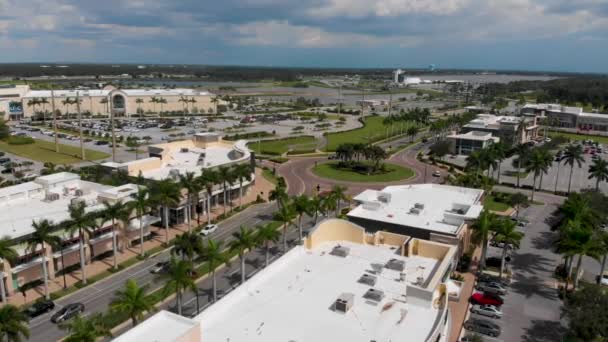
<box><xmin>312</xmin><ymin>161</ymin><xmax>415</xmax><ymax>183</ymax></box>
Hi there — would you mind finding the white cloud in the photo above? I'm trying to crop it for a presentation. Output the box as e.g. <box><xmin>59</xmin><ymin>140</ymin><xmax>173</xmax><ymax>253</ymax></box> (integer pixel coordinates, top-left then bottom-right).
<box><xmin>309</xmin><ymin>0</ymin><xmax>470</xmax><ymax>18</ymax></box>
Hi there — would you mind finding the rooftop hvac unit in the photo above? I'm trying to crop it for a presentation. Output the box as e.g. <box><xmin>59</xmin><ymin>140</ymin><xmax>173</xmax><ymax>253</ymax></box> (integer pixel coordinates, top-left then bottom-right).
<box><xmin>70</xmin><ymin>197</ymin><xmax>85</xmax><ymax>206</ymax></box>
<box><xmin>414</xmin><ymin>203</ymin><xmax>425</xmax><ymax>210</ymax></box>
<box><xmin>358</xmin><ymin>274</ymin><xmax>377</xmax><ymax>286</ymax></box>
<box><xmin>385</xmin><ymin>258</ymin><xmax>405</xmax><ymax>272</ymax></box>
<box><xmin>334</xmin><ymin>293</ymin><xmax>354</xmax><ymax>314</ymax></box>
<box><xmin>44</xmin><ymin>192</ymin><xmax>60</xmax><ymax>202</ymax></box>
<box><xmin>377</xmin><ymin>192</ymin><xmax>391</xmax><ymax>203</ymax></box>
<box><xmin>409</xmin><ymin>207</ymin><xmax>421</xmax><ymax>215</ymax></box>
<box><xmin>180</xmin><ymin>148</ymin><xmax>189</xmax><ymax>153</ymax></box>
<box><xmin>330</xmin><ymin>245</ymin><xmax>350</xmax><ymax>257</ymax></box>
<box><xmin>363</xmin><ymin>288</ymin><xmax>385</xmax><ymax>302</ymax></box>
<box><xmin>75</xmin><ymin>189</ymin><xmax>84</xmax><ymax>197</ymax></box>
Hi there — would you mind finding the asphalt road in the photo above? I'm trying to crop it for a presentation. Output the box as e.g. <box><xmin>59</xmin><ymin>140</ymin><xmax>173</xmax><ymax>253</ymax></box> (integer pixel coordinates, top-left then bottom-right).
<box><xmin>28</xmin><ymin>202</ymin><xmax>279</xmax><ymax>342</ymax></box>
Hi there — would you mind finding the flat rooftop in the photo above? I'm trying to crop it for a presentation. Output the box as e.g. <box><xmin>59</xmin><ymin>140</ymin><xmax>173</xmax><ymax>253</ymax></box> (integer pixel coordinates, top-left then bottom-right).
<box><xmin>447</xmin><ymin>131</ymin><xmax>500</xmax><ymax>142</ymax></box>
<box><xmin>195</xmin><ymin>241</ymin><xmax>440</xmax><ymax>342</ymax></box>
<box><xmin>348</xmin><ymin>184</ymin><xmax>484</xmax><ymax>235</ymax></box>
<box><xmin>24</xmin><ymin>88</ymin><xmax>212</xmax><ymax>98</ymax></box>
<box><xmin>113</xmin><ymin>310</ymin><xmax>200</xmax><ymax>342</ymax></box>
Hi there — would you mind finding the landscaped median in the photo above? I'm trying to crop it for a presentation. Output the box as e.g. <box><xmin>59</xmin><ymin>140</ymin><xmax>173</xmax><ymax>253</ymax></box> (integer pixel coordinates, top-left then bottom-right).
<box><xmin>324</xmin><ymin>116</ymin><xmax>421</xmax><ymax>151</ymax></box>
<box><xmin>0</xmin><ymin>138</ymin><xmax>110</xmax><ymax>164</ymax></box>
<box><xmin>247</xmin><ymin>135</ymin><xmax>317</xmax><ymax>156</ymax></box>
<box><xmin>312</xmin><ymin>161</ymin><xmax>415</xmax><ymax>182</ymax></box>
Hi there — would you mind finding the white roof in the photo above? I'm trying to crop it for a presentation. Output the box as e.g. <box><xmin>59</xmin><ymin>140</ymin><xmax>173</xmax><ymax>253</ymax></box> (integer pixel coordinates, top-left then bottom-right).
<box><xmin>447</xmin><ymin>131</ymin><xmax>500</xmax><ymax>142</ymax></box>
<box><xmin>113</xmin><ymin>311</ymin><xmax>200</xmax><ymax>342</ymax></box>
<box><xmin>24</xmin><ymin>88</ymin><xmax>212</xmax><ymax>98</ymax></box>
<box><xmin>348</xmin><ymin>184</ymin><xmax>484</xmax><ymax>235</ymax></box>
<box><xmin>195</xmin><ymin>241</ymin><xmax>440</xmax><ymax>342</ymax></box>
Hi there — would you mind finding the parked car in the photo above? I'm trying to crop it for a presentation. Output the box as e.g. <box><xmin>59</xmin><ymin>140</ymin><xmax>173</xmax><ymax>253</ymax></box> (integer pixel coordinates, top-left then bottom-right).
<box><xmin>150</xmin><ymin>261</ymin><xmax>170</xmax><ymax>274</ymax></box>
<box><xmin>432</xmin><ymin>170</ymin><xmax>441</xmax><ymax>177</ymax></box>
<box><xmin>470</xmin><ymin>292</ymin><xmax>504</xmax><ymax>306</ymax></box>
<box><xmin>200</xmin><ymin>224</ymin><xmax>218</xmax><ymax>236</ymax></box>
<box><xmin>484</xmin><ymin>256</ymin><xmax>509</xmax><ymax>268</ymax></box>
<box><xmin>476</xmin><ymin>281</ymin><xmax>508</xmax><ymax>295</ymax></box>
<box><xmin>0</xmin><ymin>157</ymin><xmax>10</xmax><ymax>165</ymax></box>
<box><xmin>464</xmin><ymin>318</ymin><xmax>501</xmax><ymax>337</ymax></box>
<box><xmin>470</xmin><ymin>304</ymin><xmax>503</xmax><ymax>318</ymax></box>
<box><xmin>50</xmin><ymin>303</ymin><xmax>84</xmax><ymax>323</ymax></box>
<box><xmin>460</xmin><ymin>334</ymin><xmax>485</xmax><ymax>342</ymax></box>
<box><xmin>477</xmin><ymin>273</ymin><xmax>509</xmax><ymax>287</ymax></box>
<box><xmin>597</xmin><ymin>271</ymin><xmax>608</xmax><ymax>286</ymax></box>
<box><xmin>23</xmin><ymin>299</ymin><xmax>55</xmax><ymax>319</ymax></box>
<box><xmin>95</xmin><ymin>140</ymin><xmax>109</xmax><ymax>145</ymax></box>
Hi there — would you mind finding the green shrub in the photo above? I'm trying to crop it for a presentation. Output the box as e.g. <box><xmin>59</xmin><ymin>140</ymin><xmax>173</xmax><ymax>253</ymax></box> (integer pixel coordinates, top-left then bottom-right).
<box><xmin>6</xmin><ymin>136</ymin><xmax>35</xmax><ymax>145</ymax></box>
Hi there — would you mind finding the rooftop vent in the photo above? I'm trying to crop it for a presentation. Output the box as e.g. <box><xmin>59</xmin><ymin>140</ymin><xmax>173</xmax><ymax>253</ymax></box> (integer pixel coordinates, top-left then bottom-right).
<box><xmin>414</xmin><ymin>203</ymin><xmax>425</xmax><ymax>210</ymax></box>
<box><xmin>385</xmin><ymin>258</ymin><xmax>405</xmax><ymax>272</ymax></box>
<box><xmin>334</xmin><ymin>293</ymin><xmax>354</xmax><ymax>314</ymax></box>
<box><xmin>409</xmin><ymin>207</ymin><xmax>421</xmax><ymax>215</ymax></box>
<box><xmin>358</xmin><ymin>274</ymin><xmax>378</xmax><ymax>286</ymax></box>
<box><xmin>180</xmin><ymin>148</ymin><xmax>189</xmax><ymax>153</ymax></box>
<box><xmin>330</xmin><ymin>245</ymin><xmax>350</xmax><ymax>258</ymax></box>
<box><xmin>75</xmin><ymin>189</ymin><xmax>84</xmax><ymax>197</ymax></box>
<box><xmin>363</xmin><ymin>288</ymin><xmax>385</xmax><ymax>302</ymax></box>
<box><xmin>44</xmin><ymin>192</ymin><xmax>60</xmax><ymax>202</ymax></box>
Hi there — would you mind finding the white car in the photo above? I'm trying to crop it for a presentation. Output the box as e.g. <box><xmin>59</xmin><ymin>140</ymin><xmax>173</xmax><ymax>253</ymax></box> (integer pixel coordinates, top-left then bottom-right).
<box><xmin>598</xmin><ymin>272</ymin><xmax>608</xmax><ymax>286</ymax></box>
<box><xmin>200</xmin><ymin>224</ymin><xmax>218</xmax><ymax>236</ymax></box>
<box><xmin>471</xmin><ymin>304</ymin><xmax>503</xmax><ymax>318</ymax></box>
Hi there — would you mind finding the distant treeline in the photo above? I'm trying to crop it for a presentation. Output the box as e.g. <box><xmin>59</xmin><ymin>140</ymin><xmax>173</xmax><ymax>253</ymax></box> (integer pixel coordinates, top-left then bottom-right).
<box><xmin>476</xmin><ymin>76</ymin><xmax>608</xmax><ymax>109</ymax></box>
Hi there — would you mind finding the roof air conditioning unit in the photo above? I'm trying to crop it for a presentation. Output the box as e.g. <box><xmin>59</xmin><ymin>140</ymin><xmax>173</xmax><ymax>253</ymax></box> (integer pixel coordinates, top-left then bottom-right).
<box><xmin>45</xmin><ymin>193</ymin><xmax>60</xmax><ymax>202</ymax></box>
<box><xmin>334</xmin><ymin>293</ymin><xmax>354</xmax><ymax>314</ymax></box>
<box><xmin>75</xmin><ymin>189</ymin><xmax>84</xmax><ymax>197</ymax></box>
<box><xmin>330</xmin><ymin>245</ymin><xmax>350</xmax><ymax>257</ymax></box>
<box><xmin>180</xmin><ymin>148</ymin><xmax>189</xmax><ymax>153</ymax></box>
<box><xmin>363</xmin><ymin>288</ymin><xmax>385</xmax><ymax>302</ymax></box>
<box><xmin>358</xmin><ymin>274</ymin><xmax>377</xmax><ymax>286</ymax></box>
<box><xmin>385</xmin><ymin>258</ymin><xmax>405</xmax><ymax>272</ymax></box>
<box><xmin>409</xmin><ymin>208</ymin><xmax>421</xmax><ymax>215</ymax></box>
<box><xmin>414</xmin><ymin>203</ymin><xmax>425</xmax><ymax>210</ymax></box>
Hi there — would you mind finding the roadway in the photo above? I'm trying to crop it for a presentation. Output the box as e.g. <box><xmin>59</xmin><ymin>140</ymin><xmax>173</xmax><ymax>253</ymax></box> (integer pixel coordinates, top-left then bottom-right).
<box><xmin>28</xmin><ymin>202</ymin><xmax>280</xmax><ymax>342</ymax></box>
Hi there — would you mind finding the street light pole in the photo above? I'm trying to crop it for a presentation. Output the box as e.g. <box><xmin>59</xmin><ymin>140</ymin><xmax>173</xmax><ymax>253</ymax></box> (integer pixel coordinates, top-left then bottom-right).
<box><xmin>76</xmin><ymin>91</ymin><xmax>85</xmax><ymax>160</ymax></box>
<box><xmin>109</xmin><ymin>92</ymin><xmax>117</xmax><ymax>162</ymax></box>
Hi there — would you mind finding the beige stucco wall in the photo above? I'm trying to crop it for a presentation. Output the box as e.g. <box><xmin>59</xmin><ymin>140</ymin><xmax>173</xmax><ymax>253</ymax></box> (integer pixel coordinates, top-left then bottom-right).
<box><xmin>54</xmin><ymin>249</ymin><xmax>81</xmax><ymax>271</ymax></box>
<box><xmin>125</xmin><ymin>158</ymin><xmax>163</xmax><ymax>176</ymax></box>
<box><xmin>305</xmin><ymin>219</ymin><xmax>366</xmax><ymax>249</ymax></box>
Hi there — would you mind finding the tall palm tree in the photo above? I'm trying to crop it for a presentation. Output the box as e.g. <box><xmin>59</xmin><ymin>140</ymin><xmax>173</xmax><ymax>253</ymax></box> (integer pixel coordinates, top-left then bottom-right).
<box><xmin>588</xmin><ymin>158</ymin><xmax>608</xmax><ymax>191</ymax></box>
<box><xmin>232</xmin><ymin>164</ymin><xmax>252</xmax><ymax>208</ymax></box>
<box><xmin>0</xmin><ymin>304</ymin><xmax>30</xmax><ymax>342</ymax></box>
<box><xmin>172</xmin><ymin>231</ymin><xmax>201</xmax><ymax>268</ymax></box>
<box><xmin>199</xmin><ymin>170</ymin><xmax>218</xmax><ymax>225</ymax></box>
<box><xmin>563</xmin><ymin>144</ymin><xmax>584</xmax><ymax>194</ymax></box>
<box><xmin>201</xmin><ymin>239</ymin><xmax>227</xmax><ymax>302</ymax></box>
<box><xmin>330</xmin><ymin>185</ymin><xmax>347</xmax><ymax>217</ymax></box>
<box><xmin>229</xmin><ymin>226</ymin><xmax>257</xmax><ymax>284</ymax></box>
<box><xmin>211</xmin><ymin>96</ymin><xmax>219</xmax><ymax>114</ymax></box>
<box><xmin>158</xmin><ymin>97</ymin><xmax>167</xmax><ymax>114</ymax></box>
<box><xmin>67</xmin><ymin>202</ymin><xmax>96</xmax><ymax>285</ymax></box>
<box><xmin>309</xmin><ymin>195</ymin><xmax>323</xmax><ymax>224</ymax></box>
<box><xmin>471</xmin><ymin>210</ymin><xmax>496</xmax><ymax>270</ymax></box>
<box><xmin>216</xmin><ymin>166</ymin><xmax>233</xmax><ymax>215</ymax></box>
<box><xmin>256</xmin><ymin>224</ymin><xmax>281</xmax><ymax>267</ymax></box>
<box><xmin>110</xmin><ymin>279</ymin><xmax>155</xmax><ymax>327</ymax></box>
<box><xmin>513</xmin><ymin>143</ymin><xmax>529</xmax><ymax>188</ymax></box>
<box><xmin>292</xmin><ymin>195</ymin><xmax>312</xmax><ymax>240</ymax></box>
<box><xmin>557</xmin><ymin>220</ymin><xmax>602</xmax><ymax>289</ymax></box>
<box><xmin>102</xmin><ymin>200</ymin><xmax>127</xmax><ymax>270</ymax></box>
<box><xmin>189</xmin><ymin>97</ymin><xmax>197</xmax><ymax>113</ymax></box>
<box><xmin>129</xmin><ymin>187</ymin><xmax>150</xmax><ymax>257</ymax></box>
<box><xmin>466</xmin><ymin>150</ymin><xmax>485</xmax><ymax>179</ymax></box>
<box><xmin>39</xmin><ymin>97</ymin><xmax>49</xmax><ymax>123</ymax></box>
<box><xmin>178</xmin><ymin>96</ymin><xmax>189</xmax><ymax>114</ymax></box>
<box><xmin>99</xmin><ymin>97</ymin><xmax>109</xmax><ymax>114</ymax></box>
<box><xmin>179</xmin><ymin>172</ymin><xmax>198</xmax><ymax>232</ymax></box>
<box><xmin>135</xmin><ymin>98</ymin><xmax>144</xmax><ymax>118</ymax></box>
<box><xmin>162</xmin><ymin>257</ymin><xmax>196</xmax><ymax>316</ymax></box>
<box><xmin>493</xmin><ymin>218</ymin><xmax>524</xmax><ymax>278</ymax></box>
<box><xmin>491</xmin><ymin>142</ymin><xmax>507</xmax><ymax>183</ymax></box>
<box><xmin>526</xmin><ymin>149</ymin><xmax>551</xmax><ymax>202</ymax></box>
<box><xmin>273</xmin><ymin>204</ymin><xmax>295</xmax><ymax>252</ymax></box>
<box><xmin>269</xmin><ymin>184</ymin><xmax>288</xmax><ymax>210</ymax></box>
<box><xmin>0</xmin><ymin>237</ymin><xmax>17</xmax><ymax>304</ymax></box>
<box><xmin>597</xmin><ymin>231</ymin><xmax>608</xmax><ymax>285</ymax></box>
<box><xmin>27</xmin><ymin>219</ymin><xmax>61</xmax><ymax>300</ymax></box>
<box><xmin>59</xmin><ymin>313</ymin><xmax>111</xmax><ymax>342</ymax></box>
<box><xmin>151</xmin><ymin>179</ymin><xmax>181</xmax><ymax>244</ymax></box>
<box><xmin>149</xmin><ymin>96</ymin><xmax>159</xmax><ymax>113</ymax></box>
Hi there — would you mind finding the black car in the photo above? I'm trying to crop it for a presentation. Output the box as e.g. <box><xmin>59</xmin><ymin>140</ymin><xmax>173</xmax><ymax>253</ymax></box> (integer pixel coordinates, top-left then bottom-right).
<box><xmin>50</xmin><ymin>303</ymin><xmax>84</xmax><ymax>323</ymax></box>
<box><xmin>464</xmin><ymin>318</ymin><xmax>501</xmax><ymax>337</ymax></box>
<box><xmin>95</xmin><ymin>140</ymin><xmax>109</xmax><ymax>145</ymax></box>
<box><xmin>23</xmin><ymin>299</ymin><xmax>55</xmax><ymax>318</ymax></box>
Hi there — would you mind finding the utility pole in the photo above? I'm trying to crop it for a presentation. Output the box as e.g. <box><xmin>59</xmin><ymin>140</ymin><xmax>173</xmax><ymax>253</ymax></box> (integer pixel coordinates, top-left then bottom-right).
<box><xmin>109</xmin><ymin>93</ymin><xmax>117</xmax><ymax>162</ymax></box>
<box><xmin>51</xmin><ymin>87</ymin><xmax>59</xmax><ymax>153</ymax></box>
<box><xmin>76</xmin><ymin>91</ymin><xmax>85</xmax><ymax>160</ymax></box>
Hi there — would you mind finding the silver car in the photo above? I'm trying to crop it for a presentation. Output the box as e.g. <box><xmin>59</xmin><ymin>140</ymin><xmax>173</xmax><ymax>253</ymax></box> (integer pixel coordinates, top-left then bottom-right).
<box><xmin>471</xmin><ymin>304</ymin><xmax>503</xmax><ymax>318</ymax></box>
<box><xmin>476</xmin><ymin>281</ymin><xmax>508</xmax><ymax>295</ymax></box>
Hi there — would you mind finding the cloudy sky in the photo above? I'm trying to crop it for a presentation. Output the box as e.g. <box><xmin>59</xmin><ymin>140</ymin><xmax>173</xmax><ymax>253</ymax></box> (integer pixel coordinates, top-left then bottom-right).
<box><xmin>1</xmin><ymin>0</ymin><xmax>607</xmax><ymax>72</ymax></box>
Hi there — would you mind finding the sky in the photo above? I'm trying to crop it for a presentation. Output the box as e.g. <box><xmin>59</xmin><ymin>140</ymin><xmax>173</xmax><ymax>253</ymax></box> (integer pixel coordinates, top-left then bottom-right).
<box><xmin>1</xmin><ymin>0</ymin><xmax>607</xmax><ymax>73</ymax></box>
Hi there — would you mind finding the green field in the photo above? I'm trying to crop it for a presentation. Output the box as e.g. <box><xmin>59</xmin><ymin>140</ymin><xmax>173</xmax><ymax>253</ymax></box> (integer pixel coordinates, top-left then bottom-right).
<box><xmin>0</xmin><ymin>139</ymin><xmax>110</xmax><ymax>164</ymax></box>
<box><xmin>312</xmin><ymin>161</ymin><xmax>415</xmax><ymax>182</ymax></box>
<box><xmin>248</xmin><ymin>136</ymin><xmax>317</xmax><ymax>155</ymax></box>
<box><xmin>483</xmin><ymin>194</ymin><xmax>511</xmax><ymax>212</ymax></box>
<box><xmin>548</xmin><ymin>131</ymin><xmax>608</xmax><ymax>144</ymax></box>
<box><xmin>325</xmin><ymin>116</ymin><xmax>418</xmax><ymax>151</ymax></box>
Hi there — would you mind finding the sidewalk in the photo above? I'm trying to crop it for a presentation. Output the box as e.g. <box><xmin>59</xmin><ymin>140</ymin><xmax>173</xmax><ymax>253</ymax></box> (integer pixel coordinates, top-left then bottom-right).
<box><xmin>5</xmin><ymin>167</ymin><xmax>275</xmax><ymax>307</ymax></box>
<box><xmin>449</xmin><ymin>247</ymin><xmax>482</xmax><ymax>342</ymax></box>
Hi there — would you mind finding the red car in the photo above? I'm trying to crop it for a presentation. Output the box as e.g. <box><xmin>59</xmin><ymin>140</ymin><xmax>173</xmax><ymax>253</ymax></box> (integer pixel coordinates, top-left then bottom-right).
<box><xmin>470</xmin><ymin>292</ymin><xmax>504</xmax><ymax>306</ymax></box>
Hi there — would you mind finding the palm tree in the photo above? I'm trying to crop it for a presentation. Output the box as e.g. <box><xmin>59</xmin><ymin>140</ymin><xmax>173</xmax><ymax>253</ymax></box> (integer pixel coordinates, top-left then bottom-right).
<box><xmin>0</xmin><ymin>304</ymin><xmax>30</xmax><ymax>342</ymax></box>
<box><xmin>229</xmin><ymin>226</ymin><xmax>257</xmax><ymax>284</ymax></box>
<box><xmin>491</xmin><ymin>142</ymin><xmax>507</xmax><ymax>183</ymax></box>
<box><xmin>406</xmin><ymin>125</ymin><xmax>419</xmax><ymax>142</ymax></box>
<box><xmin>563</xmin><ymin>144</ymin><xmax>584</xmax><ymax>194</ymax></box>
<box><xmin>39</xmin><ymin>97</ymin><xmax>49</xmax><ymax>123</ymax></box>
<box><xmin>172</xmin><ymin>231</ymin><xmax>201</xmax><ymax>268</ymax></box>
<box><xmin>471</xmin><ymin>210</ymin><xmax>496</xmax><ymax>270</ymax></box>
<box><xmin>493</xmin><ymin>218</ymin><xmax>524</xmax><ymax>278</ymax></box>
<box><xmin>135</xmin><ymin>98</ymin><xmax>144</xmax><ymax>118</ymax></box>
<box><xmin>309</xmin><ymin>195</ymin><xmax>323</xmax><ymax>224</ymax></box>
<box><xmin>129</xmin><ymin>187</ymin><xmax>150</xmax><ymax>257</ymax></box>
<box><xmin>199</xmin><ymin>170</ymin><xmax>218</xmax><ymax>225</ymax></box>
<box><xmin>67</xmin><ymin>202</ymin><xmax>96</xmax><ymax>285</ymax></box>
<box><xmin>189</xmin><ymin>97</ymin><xmax>197</xmax><ymax>113</ymax></box>
<box><xmin>216</xmin><ymin>166</ymin><xmax>233</xmax><ymax>215</ymax></box>
<box><xmin>330</xmin><ymin>185</ymin><xmax>347</xmax><ymax>217</ymax></box>
<box><xmin>179</xmin><ymin>172</ymin><xmax>198</xmax><ymax>232</ymax></box>
<box><xmin>110</xmin><ymin>279</ymin><xmax>155</xmax><ymax>327</ymax></box>
<box><xmin>59</xmin><ymin>313</ymin><xmax>111</xmax><ymax>342</ymax></box>
<box><xmin>232</xmin><ymin>164</ymin><xmax>252</xmax><ymax>208</ymax></box>
<box><xmin>588</xmin><ymin>158</ymin><xmax>608</xmax><ymax>191</ymax></box>
<box><xmin>211</xmin><ymin>96</ymin><xmax>219</xmax><ymax>114</ymax></box>
<box><xmin>99</xmin><ymin>97</ymin><xmax>109</xmax><ymax>114</ymax></box>
<box><xmin>597</xmin><ymin>231</ymin><xmax>608</xmax><ymax>285</ymax></box>
<box><xmin>557</xmin><ymin>220</ymin><xmax>602</xmax><ymax>289</ymax></box>
<box><xmin>256</xmin><ymin>224</ymin><xmax>281</xmax><ymax>267</ymax></box>
<box><xmin>178</xmin><ymin>96</ymin><xmax>189</xmax><ymax>113</ymax></box>
<box><xmin>0</xmin><ymin>237</ymin><xmax>17</xmax><ymax>304</ymax></box>
<box><xmin>269</xmin><ymin>184</ymin><xmax>288</xmax><ymax>210</ymax></box>
<box><xmin>201</xmin><ymin>239</ymin><xmax>227</xmax><ymax>302</ymax></box>
<box><xmin>151</xmin><ymin>179</ymin><xmax>181</xmax><ymax>244</ymax></box>
<box><xmin>162</xmin><ymin>257</ymin><xmax>196</xmax><ymax>316</ymax></box>
<box><xmin>27</xmin><ymin>219</ymin><xmax>61</xmax><ymax>300</ymax></box>
<box><xmin>526</xmin><ymin>149</ymin><xmax>551</xmax><ymax>202</ymax></box>
<box><xmin>466</xmin><ymin>150</ymin><xmax>485</xmax><ymax>179</ymax></box>
<box><xmin>513</xmin><ymin>143</ymin><xmax>529</xmax><ymax>188</ymax></box>
<box><xmin>158</xmin><ymin>97</ymin><xmax>167</xmax><ymax>114</ymax></box>
<box><xmin>292</xmin><ymin>195</ymin><xmax>312</xmax><ymax>240</ymax></box>
<box><xmin>102</xmin><ymin>200</ymin><xmax>127</xmax><ymax>270</ymax></box>
<box><xmin>273</xmin><ymin>204</ymin><xmax>295</xmax><ymax>252</ymax></box>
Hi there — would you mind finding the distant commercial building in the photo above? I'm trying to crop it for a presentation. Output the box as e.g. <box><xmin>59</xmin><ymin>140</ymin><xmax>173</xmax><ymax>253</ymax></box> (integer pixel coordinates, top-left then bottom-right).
<box><xmin>0</xmin><ymin>172</ymin><xmax>159</xmax><ymax>297</ymax></box>
<box><xmin>347</xmin><ymin>184</ymin><xmax>484</xmax><ymax>255</ymax></box>
<box><xmin>0</xmin><ymin>84</ymin><xmax>217</xmax><ymax>121</ymax></box>
<box><xmin>115</xmin><ymin>219</ymin><xmax>458</xmax><ymax>342</ymax></box>
<box><xmin>356</xmin><ymin>99</ymin><xmax>387</xmax><ymax>107</ymax></box>
<box><xmin>458</xmin><ymin>114</ymin><xmax>539</xmax><ymax>148</ymax></box>
<box><xmin>103</xmin><ymin>133</ymin><xmax>254</xmax><ymax>227</ymax></box>
<box><xmin>522</xmin><ymin>103</ymin><xmax>608</xmax><ymax>132</ymax></box>
<box><xmin>446</xmin><ymin>131</ymin><xmax>500</xmax><ymax>155</ymax></box>
<box><xmin>392</xmin><ymin>69</ymin><xmax>422</xmax><ymax>86</ymax></box>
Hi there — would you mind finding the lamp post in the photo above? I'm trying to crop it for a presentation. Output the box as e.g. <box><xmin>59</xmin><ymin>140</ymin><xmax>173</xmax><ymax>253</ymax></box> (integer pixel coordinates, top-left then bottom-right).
<box><xmin>108</xmin><ymin>90</ymin><xmax>117</xmax><ymax>162</ymax></box>
<box><xmin>76</xmin><ymin>91</ymin><xmax>85</xmax><ymax>160</ymax></box>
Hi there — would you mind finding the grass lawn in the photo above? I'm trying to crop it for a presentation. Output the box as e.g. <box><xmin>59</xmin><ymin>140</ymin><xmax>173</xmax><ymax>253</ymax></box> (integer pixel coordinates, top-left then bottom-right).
<box><xmin>261</xmin><ymin>168</ymin><xmax>279</xmax><ymax>185</ymax></box>
<box><xmin>483</xmin><ymin>194</ymin><xmax>511</xmax><ymax>212</ymax></box>
<box><xmin>248</xmin><ymin>136</ymin><xmax>317</xmax><ymax>155</ymax></box>
<box><xmin>312</xmin><ymin>161</ymin><xmax>415</xmax><ymax>182</ymax></box>
<box><xmin>0</xmin><ymin>139</ymin><xmax>110</xmax><ymax>164</ymax></box>
<box><xmin>548</xmin><ymin>131</ymin><xmax>608</xmax><ymax>145</ymax></box>
<box><xmin>325</xmin><ymin>116</ymin><xmax>419</xmax><ymax>151</ymax></box>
